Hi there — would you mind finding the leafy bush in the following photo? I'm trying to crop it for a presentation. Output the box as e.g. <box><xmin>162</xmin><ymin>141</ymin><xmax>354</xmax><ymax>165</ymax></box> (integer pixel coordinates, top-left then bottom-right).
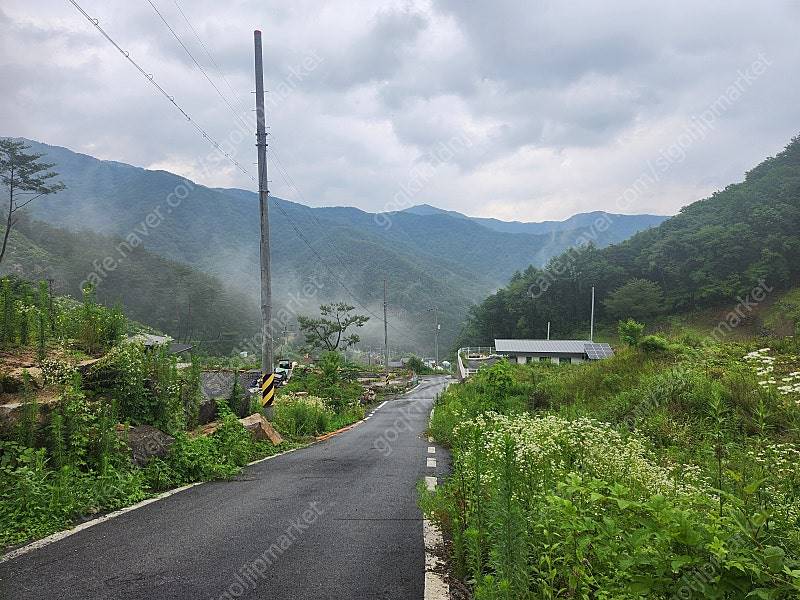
<box><xmin>0</xmin><ymin>375</ymin><xmax>147</xmax><ymax>547</ymax></box>
<box><xmin>0</xmin><ymin>344</ymin><xmax>286</xmax><ymax>547</ymax></box>
<box><xmin>640</xmin><ymin>334</ymin><xmax>670</xmax><ymax>352</ymax></box>
<box><xmin>281</xmin><ymin>352</ymin><xmax>362</xmax><ymax>412</ymax></box>
<box><xmin>143</xmin><ymin>406</ymin><xmax>255</xmax><ymax>491</ymax></box>
<box><xmin>406</xmin><ymin>355</ymin><xmax>433</xmax><ymax>375</ymax></box>
<box><xmin>328</xmin><ymin>405</ymin><xmax>366</xmax><ymax>431</ymax></box>
<box><xmin>0</xmin><ymin>441</ymin><xmax>147</xmax><ymax>546</ymax></box>
<box><xmin>426</xmin><ymin>336</ymin><xmax>800</xmax><ymax>598</ymax></box>
<box><xmin>618</xmin><ymin>318</ymin><xmax>645</xmax><ymax>346</ymax></box>
<box><xmin>273</xmin><ymin>397</ymin><xmax>333</xmax><ymax>438</ymax></box>
<box><xmin>84</xmin><ymin>343</ymin><xmax>198</xmax><ymax>434</ymax></box>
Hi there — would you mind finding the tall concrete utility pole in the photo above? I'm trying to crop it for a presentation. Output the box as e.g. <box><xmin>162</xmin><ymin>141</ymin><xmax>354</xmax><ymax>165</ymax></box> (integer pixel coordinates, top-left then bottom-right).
<box><xmin>254</xmin><ymin>30</ymin><xmax>274</xmax><ymax>405</ymax></box>
<box><xmin>383</xmin><ymin>279</ymin><xmax>389</xmax><ymax>382</ymax></box>
<box><xmin>590</xmin><ymin>286</ymin><xmax>595</xmax><ymax>342</ymax></box>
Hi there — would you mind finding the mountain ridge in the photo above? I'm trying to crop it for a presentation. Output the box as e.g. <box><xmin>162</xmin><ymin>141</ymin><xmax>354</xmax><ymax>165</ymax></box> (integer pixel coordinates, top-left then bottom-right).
<box><xmin>456</xmin><ymin>134</ymin><xmax>800</xmax><ymax>347</ymax></box>
<box><xmin>4</xmin><ymin>137</ymin><xmax>669</xmax><ymax>354</ymax></box>
<box><xmin>401</xmin><ymin>203</ymin><xmax>669</xmax><ymax>236</ymax></box>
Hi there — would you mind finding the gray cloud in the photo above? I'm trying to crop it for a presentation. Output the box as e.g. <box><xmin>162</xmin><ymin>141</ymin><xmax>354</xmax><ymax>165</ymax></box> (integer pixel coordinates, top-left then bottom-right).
<box><xmin>1</xmin><ymin>0</ymin><xmax>799</xmax><ymax>221</ymax></box>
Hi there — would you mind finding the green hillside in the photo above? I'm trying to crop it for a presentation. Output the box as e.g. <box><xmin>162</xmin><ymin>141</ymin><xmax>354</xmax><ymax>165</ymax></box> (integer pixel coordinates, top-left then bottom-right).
<box><xmin>458</xmin><ymin>135</ymin><xmax>800</xmax><ymax>346</ymax></box>
<box><xmin>10</xmin><ymin>139</ymin><xmax>665</xmax><ymax>356</ymax></box>
<box><xmin>1</xmin><ymin>216</ymin><xmax>259</xmax><ymax>353</ymax></box>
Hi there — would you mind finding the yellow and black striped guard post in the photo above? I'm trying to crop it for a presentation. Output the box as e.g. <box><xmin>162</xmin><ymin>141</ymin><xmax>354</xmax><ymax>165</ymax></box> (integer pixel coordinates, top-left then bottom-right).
<box><xmin>260</xmin><ymin>372</ymin><xmax>276</xmax><ymax>407</ymax></box>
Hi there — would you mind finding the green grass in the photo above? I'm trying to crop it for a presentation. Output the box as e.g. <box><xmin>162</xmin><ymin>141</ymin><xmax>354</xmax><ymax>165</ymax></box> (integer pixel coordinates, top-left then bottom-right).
<box><xmin>425</xmin><ymin>336</ymin><xmax>800</xmax><ymax>598</ymax></box>
<box><xmin>1</xmin><ymin>279</ymin><xmax>374</xmax><ymax>550</ymax></box>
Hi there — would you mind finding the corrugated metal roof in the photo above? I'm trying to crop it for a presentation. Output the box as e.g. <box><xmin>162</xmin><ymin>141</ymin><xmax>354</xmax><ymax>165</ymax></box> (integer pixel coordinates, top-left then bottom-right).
<box><xmin>494</xmin><ymin>339</ymin><xmax>592</xmax><ymax>354</ymax></box>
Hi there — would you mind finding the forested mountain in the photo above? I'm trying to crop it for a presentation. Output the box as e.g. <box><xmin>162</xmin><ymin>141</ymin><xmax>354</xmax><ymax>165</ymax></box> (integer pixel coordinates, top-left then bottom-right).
<box><xmin>2</xmin><ymin>216</ymin><xmax>259</xmax><ymax>353</ymax></box>
<box><xmin>402</xmin><ymin>204</ymin><xmax>668</xmax><ymax>238</ymax></box>
<box><xmin>5</xmin><ymin>138</ymin><xmax>665</xmax><ymax>355</ymax></box>
<box><xmin>457</xmin><ymin>135</ymin><xmax>800</xmax><ymax>347</ymax></box>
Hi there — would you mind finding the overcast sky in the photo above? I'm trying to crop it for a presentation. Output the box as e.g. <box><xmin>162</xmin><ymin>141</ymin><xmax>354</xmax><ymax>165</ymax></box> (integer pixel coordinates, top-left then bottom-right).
<box><xmin>2</xmin><ymin>1</ymin><xmax>799</xmax><ymax>221</ymax></box>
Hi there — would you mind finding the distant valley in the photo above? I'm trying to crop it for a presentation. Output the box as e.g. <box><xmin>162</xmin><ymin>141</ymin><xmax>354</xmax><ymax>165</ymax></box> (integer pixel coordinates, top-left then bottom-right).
<box><xmin>2</xmin><ymin>138</ymin><xmax>669</xmax><ymax>355</ymax></box>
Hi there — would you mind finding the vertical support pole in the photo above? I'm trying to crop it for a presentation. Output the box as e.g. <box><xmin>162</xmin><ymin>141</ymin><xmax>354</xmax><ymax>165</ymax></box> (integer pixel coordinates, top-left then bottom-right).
<box><xmin>547</xmin><ymin>321</ymin><xmax>550</xmax><ymax>340</ymax></box>
<box><xmin>254</xmin><ymin>30</ymin><xmax>274</xmax><ymax>406</ymax></box>
<box><xmin>434</xmin><ymin>306</ymin><xmax>439</xmax><ymax>367</ymax></box>
<box><xmin>590</xmin><ymin>286</ymin><xmax>595</xmax><ymax>342</ymax></box>
<box><xmin>383</xmin><ymin>279</ymin><xmax>389</xmax><ymax>384</ymax></box>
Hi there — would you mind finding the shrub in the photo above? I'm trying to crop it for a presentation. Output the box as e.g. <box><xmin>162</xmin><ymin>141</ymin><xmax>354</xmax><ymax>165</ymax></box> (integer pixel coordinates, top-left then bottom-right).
<box><xmin>640</xmin><ymin>334</ymin><xmax>670</xmax><ymax>352</ymax></box>
<box><xmin>273</xmin><ymin>397</ymin><xmax>333</xmax><ymax>438</ymax></box>
<box><xmin>425</xmin><ymin>341</ymin><xmax>800</xmax><ymax>598</ymax></box>
<box><xmin>618</xmin><ymin>318</ymin><xmax>645</xmax><ymax>346</ymax></box>
<box><xmin>406</xmin><ymin>355</ymin><xmax>433</xmax><ymax>375</ymax></box>
<box><xmin>281</xmin><ymin>353</ymin><xmax>362</xmax><ymax>412</ymax></box>
<box><xmin>142</xmin><ymin>407</ymin><xmax>259</xmax><ymax>491</ymax></box>
<box><xmin>85</xmin><ymin>343</ymin><xmax>189</xmax><ymax>433</ymax></box>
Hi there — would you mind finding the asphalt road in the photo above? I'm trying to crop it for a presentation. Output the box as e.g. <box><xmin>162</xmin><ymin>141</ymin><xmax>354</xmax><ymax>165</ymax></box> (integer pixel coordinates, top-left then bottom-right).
<box><xmin>0</xmin><ymin>376</ymin><xmax>451</xmax><ymax>600</ymax></box>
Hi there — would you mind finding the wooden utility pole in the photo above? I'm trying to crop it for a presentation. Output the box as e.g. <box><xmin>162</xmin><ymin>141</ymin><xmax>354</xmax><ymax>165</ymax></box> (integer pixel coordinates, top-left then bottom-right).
<box><xmin>254</xmin><ymin>30</ymin><xmax>275</xmax><ymax>406</ymax></box>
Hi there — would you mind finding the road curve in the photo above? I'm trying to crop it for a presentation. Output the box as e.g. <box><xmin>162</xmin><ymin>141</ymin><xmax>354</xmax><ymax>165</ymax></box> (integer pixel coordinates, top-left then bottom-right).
<box><xmin>0</xmin><ymin>376</ymin><xmax>451</xmax><ymax>600</ymax></box>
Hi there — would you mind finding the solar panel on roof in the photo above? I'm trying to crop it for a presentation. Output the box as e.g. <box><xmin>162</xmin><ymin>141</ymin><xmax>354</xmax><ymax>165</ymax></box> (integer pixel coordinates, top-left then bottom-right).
<box><xmin>584</xmin><ymin>342</ymin><xmax>613</xmax><ymax>359</ymax></box>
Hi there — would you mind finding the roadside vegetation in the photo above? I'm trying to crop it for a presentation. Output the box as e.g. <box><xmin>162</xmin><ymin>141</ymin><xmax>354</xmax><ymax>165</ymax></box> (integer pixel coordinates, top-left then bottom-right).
<box><xmin>425</xmin><ymin>326</ymin><xmax>800</xmax><ymax>598</ymax></box>
<box><xmin>0</xmin><ymin>277</ymin><xmax>393</xmax><ymax>549</ymax></box>
<box><xmin>275</xmin><ymin>352</ymin><xmax>367</xmax><ymax>436</ymax></box>
<box><xmin>406</xmin><ymin>355</ymin><xmax>436</xmax><ymax>375</ymax></box>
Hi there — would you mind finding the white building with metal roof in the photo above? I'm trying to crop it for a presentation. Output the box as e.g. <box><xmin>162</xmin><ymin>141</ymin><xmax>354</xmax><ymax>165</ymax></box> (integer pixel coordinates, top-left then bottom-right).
<box><xmin>494</xmin><ymin>339</ymin><xmax>613</xmax><ymax>365</ymax></box>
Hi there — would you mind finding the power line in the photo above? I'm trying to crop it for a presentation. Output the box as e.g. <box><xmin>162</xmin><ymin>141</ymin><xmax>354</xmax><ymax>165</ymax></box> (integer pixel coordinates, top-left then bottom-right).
<box><xmin>66</xmin><ymin>0</ymin><xmax>251</xmax><ymax>178</ymax></box>
<box><xmin>139</xmin><ymin>4</ymin><xmax>400</xmax><ymax>338</ymax></box>
<box><xmin>171</xmin><ymin>0</ymin><xmax>250</xmax><ymax>115</ymax></box>
<box><xmin>270</xmin><ymin>137</ymin><xmax>452</xmax><ymax>317</ymax></box>
<box><xmin>269</xmin><ymin>150</ymin><xmax>359</xmax><ymax>275</ymax></box>
<box><xmin>144</xmin><ymin>0</ymin><xmax>251</xmax><ymax>132</ymax></box>
<box><xmin>71</xmin><ymin>0</ymin><xmax>417</xmax><ymax>348</ymax></box>
<box><xmin>136</xmin><ymin>1</ymin><xmax>392</xmax><ymax>334</ymax></box>
<box><xmin>267</xmin><ymin>150</ymin><xmax>418</xmax><ymax>345</ymax></box>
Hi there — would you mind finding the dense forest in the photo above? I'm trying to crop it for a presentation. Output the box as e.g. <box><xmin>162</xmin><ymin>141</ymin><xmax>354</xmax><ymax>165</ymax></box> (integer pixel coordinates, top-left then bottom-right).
<box><xmin>456</xmin><ymin>135</ymin><xmax>800</xmax><ymax>346</ymax></box>
<box><xmin>3</xmin><ymin>215</ymin><xmax>259</xmax><ymax>353</ymax></box>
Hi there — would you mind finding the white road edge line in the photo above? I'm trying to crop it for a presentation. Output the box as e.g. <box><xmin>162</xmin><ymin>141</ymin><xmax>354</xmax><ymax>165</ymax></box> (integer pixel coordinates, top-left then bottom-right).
<box><xmin>3</xmin><ymin>442</ymin><xmax>306</xmax><ymax>564</ymax></box>
<box><xmin>2</xmin><ymin>381</ymin><xmax>436</xmax><ymax>565</ymax></box>
<box><xmin>424</xmin><ymin>519</ymin><xmax>449</xmax><ymax>600</ymax></box>
<box><xmin>1</xmin><ymin>396</ymin><xmax>401</xmax><ymax>564</ymax></box>
<box><xmin>424</xmin><ymin>397</ymin><xmax>449</xmax><ymax>600</ymax></box>
<box><xmin>406</xmin><ymin>380</ymin><xmax>424</xmax><ymax>394</ymax></box>
<box><xmin>0</xmin><ymin>481</ymin><xmax>203</xmax><ymax>564</ymax></box>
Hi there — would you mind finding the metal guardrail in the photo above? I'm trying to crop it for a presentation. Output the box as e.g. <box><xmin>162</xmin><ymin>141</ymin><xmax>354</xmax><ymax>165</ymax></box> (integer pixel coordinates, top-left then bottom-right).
<box><xmin>457</xmin><ymin>347</ymin><xmax>497</xmax><ymax>380</ymax></box>
<box><xmin>461</xmin><ymin>346</ymin><xmax>495</xmax><ymax>357</ymax></box>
